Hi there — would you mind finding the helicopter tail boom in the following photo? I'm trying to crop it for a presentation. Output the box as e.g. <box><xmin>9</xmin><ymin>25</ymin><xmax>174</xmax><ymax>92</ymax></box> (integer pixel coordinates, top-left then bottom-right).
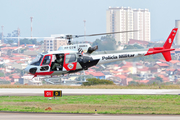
<box><xmin>94</xmin><ymin>28</ymin><xmax>177</xmax><ymax>65</ymax></box>
<box><xmin>145</xmin><ymin>28</ymin><xmax>178</xmax><ymax>61</ymax></box>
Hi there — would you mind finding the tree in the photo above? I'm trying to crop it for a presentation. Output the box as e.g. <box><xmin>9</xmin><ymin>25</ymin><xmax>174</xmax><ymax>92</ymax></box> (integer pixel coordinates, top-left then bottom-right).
<box><xmin>0</xmin><ymin>64</ymin><xmax>5</xmax><ymax>68</ymax></box>
<box><xmin>0</xmin><ymin>72</ymin><xmax>4</xmax><ymax>77</ymax></box>
<box><xmin>155</xmin><ymin>76</ymin><xmax>163</xmax><ymax>82</ymax></box>
<box><xmin>7</xmin><ymin>40</ymin><xmax>14</xmax><ymax>44</ymax></box>
<box><xmin>123</xmin><ymin>44</ymin><xmax>144</xmax><ymax>50</ymax></box>
<box><xmin>82</xmin><ymin>78</ymin><xmax>114</xmax><ymax>86</ymax></box>
<box><xmin>92</xmin><ymin>35</ymin><xmax>117</xmax><ymax>51</ymax></box>
<box><xmin>147</xmin><ymin>80</ymin><xmax>161</xmax><ymax>85</ymax></box>
<box><xmin>128</xmin><ymin>81</ymin><xmax>139</xmax><ymax>86</ymax></box>
<box><xmin>20</xmin><ymin>47</ymin><xmax>28</xmax><ymax>53</ymax></box>
<box><xmin>7</xmin><ymin>49</ymin><xmax>13</xmax><ymax>57</ymax></box>
<box><xmin>20</xmin><ymin>38</ymin><xmax>37</xmax><ymax>45</ymax></box>
<box><xmin>118</xmin><ymin>41</ymin><xmax>121</xmax><ymax>45</ymax></box>
<box><xmin>0</xmin><ymin>81</ymin><xmax>10</xmax><ymax>84</ymax></box>
<box><xmin>38</xmin><ymin>41</ymin><xmax>44</xmax><ymax>45</ymax></box>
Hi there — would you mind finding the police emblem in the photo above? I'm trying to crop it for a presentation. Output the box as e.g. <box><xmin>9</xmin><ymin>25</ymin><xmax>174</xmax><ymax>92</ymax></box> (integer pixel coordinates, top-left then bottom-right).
<box><xmin>68</xmin><ymin>63</ymin><xmax>74</xmax><ymax>69</ymax></box>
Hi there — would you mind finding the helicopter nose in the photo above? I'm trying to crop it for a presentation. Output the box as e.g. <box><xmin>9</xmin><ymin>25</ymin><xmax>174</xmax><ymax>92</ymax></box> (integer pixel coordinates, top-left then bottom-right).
<box><xmin>29</xmin><ymin>67</ymin><xmax>37</xmax><ymax>74</ymax></box>
<box><xmin>25</xmin><ymin>66</ymin><xmax>30</xmax><ymax>74</ymax></box>
<box><xmin>25</xmin><ymin>66</ymin><xmax>37</xmax><ymax>75</ymax></box>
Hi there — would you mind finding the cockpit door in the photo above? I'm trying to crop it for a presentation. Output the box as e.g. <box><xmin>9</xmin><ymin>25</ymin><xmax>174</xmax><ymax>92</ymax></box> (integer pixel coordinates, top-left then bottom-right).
<box><xmin>63</xmin><ymin>53</ymin><xmax>77</xmax><ymax>71</ymax></box>
<box><xmin>40</xmin><ymin>55</ymin><xmax>52</xmax><ymax>72</ymax></box>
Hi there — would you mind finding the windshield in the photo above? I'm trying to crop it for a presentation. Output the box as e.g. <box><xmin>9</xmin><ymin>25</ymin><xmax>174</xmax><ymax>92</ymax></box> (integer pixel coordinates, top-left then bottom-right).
<box><xmin>30</xmin><ymin>54</ymin><xmax>43</xmax><ymax>66</ymax></box>
<box><xmin>58</xmin><ymin>46</ymin><xmax>64</xmax><ymax>51</ymax></box>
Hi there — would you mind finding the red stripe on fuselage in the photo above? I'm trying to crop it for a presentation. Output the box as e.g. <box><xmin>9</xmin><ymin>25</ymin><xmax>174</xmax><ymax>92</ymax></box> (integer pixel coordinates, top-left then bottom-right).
<box><xmin>34</xmin><ymin>71</ymin><xmax>54</xmax><ymax>76</ymax></box>
<box><xmin>63</xmin><ymin>53</ymin><xmax>77</xmax><ymax>71</ymax></box>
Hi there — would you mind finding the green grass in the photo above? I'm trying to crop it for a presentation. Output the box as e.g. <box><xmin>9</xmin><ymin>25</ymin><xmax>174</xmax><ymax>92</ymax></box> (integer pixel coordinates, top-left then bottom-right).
<box><xmin>0</xmin><ymin>95</ymin><xmax>180</xmax><ymax>114</ymax></box>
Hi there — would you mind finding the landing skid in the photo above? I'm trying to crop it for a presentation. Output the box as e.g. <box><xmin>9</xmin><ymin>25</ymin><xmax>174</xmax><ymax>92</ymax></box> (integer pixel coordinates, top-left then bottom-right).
<box><xmin>43</xmin><ymin>74</ymin><xmax>86</xmax><ymax>85</ymax></box>
<box><xmin>43</xmin><ymin>75</ymin><xmax>64</xmax><ymax>84</ymax></box>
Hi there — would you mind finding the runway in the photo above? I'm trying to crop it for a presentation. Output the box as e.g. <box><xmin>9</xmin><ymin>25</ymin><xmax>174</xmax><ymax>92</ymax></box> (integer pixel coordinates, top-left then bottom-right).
<box><xmin>1</xmin><ymin>89</ymin><xmax>180</xmax><ymax>119</ymax></box>
<box><xmin>0</xmin><ymin>112</ymin><xmax>180</xmax><ymax>120</ymax></box>
<box><xmin>1</xmin><ymin>88</ymin><xmax>180</xmax><ymax>96</ymax></box>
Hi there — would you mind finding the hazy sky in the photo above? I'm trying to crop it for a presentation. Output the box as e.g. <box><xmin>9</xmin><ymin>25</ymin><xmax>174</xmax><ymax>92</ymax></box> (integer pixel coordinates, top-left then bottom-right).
<box><xmin>0</xmin><ymin>0</ymin><xmax>180</xmax><ymax>41</ymax></box>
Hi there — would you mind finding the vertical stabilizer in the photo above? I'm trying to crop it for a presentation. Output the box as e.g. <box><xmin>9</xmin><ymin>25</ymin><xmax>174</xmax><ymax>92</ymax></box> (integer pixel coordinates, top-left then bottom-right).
<box><xmin>162</xmin><ymin>28</ymin><xmax>178</xmax><ymax>62</ymax></box>
<box><xmin>163</xmin><ymin>28</ymin><xmax>178</xmax><ymax>49</ymax></box>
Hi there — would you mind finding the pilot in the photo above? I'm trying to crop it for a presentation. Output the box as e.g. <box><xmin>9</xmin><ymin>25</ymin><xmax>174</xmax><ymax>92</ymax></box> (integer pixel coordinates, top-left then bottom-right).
<box><xmin>52</xmin><ymin>54</ymin><xmax>63</xmax><ymax>70</ymax></box>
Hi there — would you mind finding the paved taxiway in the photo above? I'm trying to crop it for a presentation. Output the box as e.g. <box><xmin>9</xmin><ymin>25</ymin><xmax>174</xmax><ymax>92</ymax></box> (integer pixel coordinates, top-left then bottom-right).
<box><xmin>0</xmin><ymin>113</ymin><xmax>180</xmax><ymax>120</ymax></box>
<box><xmin>1</xmin><ymin>89</ymin><xmax>180</xmax><ymax>119</ymax></box>
<box><xmin>1</xmin><ymin>89</ymin><xmax>180</xmax><ymax>96</ymax></box>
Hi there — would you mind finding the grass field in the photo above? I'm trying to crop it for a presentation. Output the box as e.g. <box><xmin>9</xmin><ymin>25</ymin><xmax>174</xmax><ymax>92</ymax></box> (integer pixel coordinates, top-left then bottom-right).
<box><xmin>0</xmin><ymin>95</ymin><xmax>180</xmax><ymax>114</ymax></box>
<box><xmin>1</xmin><ymin>84</ymin><xmax>180</xmax><ymax>89</ymax></box>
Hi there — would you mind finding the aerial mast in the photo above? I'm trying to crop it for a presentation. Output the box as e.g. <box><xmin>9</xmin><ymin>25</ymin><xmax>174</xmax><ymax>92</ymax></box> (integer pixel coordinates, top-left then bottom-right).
<box><xmin>18</xmin><ymin>27</ymin><xmax>20</xmax><ymax>53</ymax></box>
<box><xmin>1</xmin><ymin>26</ymin><xmax>3</xmax><ymax>44</ymax></box>
<box><xmin>84</xmin><ymin>20</ymin><xmax>86</xmax><ymax>41</ymax></box>
<box><xmin>30</xmin><ymin>17</ymin><xmax>33</xmax><ymax>39</ymax></box>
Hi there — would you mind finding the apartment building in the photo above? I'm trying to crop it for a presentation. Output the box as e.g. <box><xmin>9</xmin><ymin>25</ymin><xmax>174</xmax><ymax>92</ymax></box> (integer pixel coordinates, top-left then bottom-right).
<box><xmin>44</xmin><ymin>34</ymin><xmax>67</xmax><ymax>51</ymax></box>
<box><xmin>133</xmin><ymin>9</ymin><xmax>150</xmax><ymax>42</ymax></box>
<box><xmin>175</xmin><ymin>20</ymin><xmax>180</xmax><ymax>45</ymax></box>
<box><xmin>106</xmin><ymin>7</ymin><xmax>150</xmax><ymax>44</ymax></box>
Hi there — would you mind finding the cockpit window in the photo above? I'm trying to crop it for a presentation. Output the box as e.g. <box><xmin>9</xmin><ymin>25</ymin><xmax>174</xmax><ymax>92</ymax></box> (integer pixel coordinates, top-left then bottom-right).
<box><xmin>30</xmin><ymin>54</ymin><xmax>43</xmax><ymax>66</ymax></box>
<box><xmin>58</xmin><ymin>46</ymin><xmax>63</xmax><ymax>51</ymax></box>
<box><xmin>65</xmin><ymin>54</ymin><xmax>76</xmax><ymax>63</ymax></box>
<box><xmin>42</xmin><ymin>56</ymin><xmax>51</xmax><ymax>65</ymax></box>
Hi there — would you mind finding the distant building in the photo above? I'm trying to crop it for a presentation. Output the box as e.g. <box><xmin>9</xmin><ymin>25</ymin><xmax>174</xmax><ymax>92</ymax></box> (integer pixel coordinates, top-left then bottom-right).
<box><xmin>44</xmin><ymin>34</ymin><xmax>67</xmax><ymax>51</ymax></box>
<box><xmin>106</xmin><ymin>7</ymin><xmax>150</xmax><ymax>44</ymax></box>
<box><xmin>26</xmin><ymin>44</ymin><xmax>35</xmax><ymax>48</ymax></box>
<box><xmin>133</xmin><ymin>9</ymin><xmax>150</xmax><ymax>42</ymax></box>
<box><xmin>175</xmin><ymin>20</ymin><xmax>180</xmax><ymax>45</ymax></box>
<box><xmin>89</xmin><ymin>72</ymin><xmax>105</xmax><ymax>79</ymax></box>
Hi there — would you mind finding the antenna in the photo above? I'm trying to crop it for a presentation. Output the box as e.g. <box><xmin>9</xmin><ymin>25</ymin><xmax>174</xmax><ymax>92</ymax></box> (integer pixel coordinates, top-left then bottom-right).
<box><xmin>84</xmin><ymin>20</ymin><xmax>86</xmax><ymax>41</ymax></box>
<box><xmin>1</xmin><ymin>26</ymin><xmax>3</xmax><ymax>44</ymax></box>
<box><xmin>30</xmin><ymin>17</ymin><xmax>33</xmax><ymax>38</ymax></box>
<box><xmin>18</xmin><ymin>27</ymin><xmax>20</xmax><ymax>53</ymax></box>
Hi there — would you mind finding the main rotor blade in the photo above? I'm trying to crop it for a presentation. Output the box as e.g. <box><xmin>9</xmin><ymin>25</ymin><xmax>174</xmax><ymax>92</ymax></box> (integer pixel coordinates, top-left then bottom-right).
<box><xmin>75</xmin><ymin>30</ymin><xmax>139</xmax><ymax>38</ymax></box>
<box><xmin>4</xmin><ymin>37</ymin><xmax>54</xmax><ymax>39</ymax></box>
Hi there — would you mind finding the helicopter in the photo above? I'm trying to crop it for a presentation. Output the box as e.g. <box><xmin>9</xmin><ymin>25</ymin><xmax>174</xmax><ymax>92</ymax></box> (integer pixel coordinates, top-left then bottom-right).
<box><xmin>21</xmin><ymin>28</ymin><xmax>177</xmax><ymax>77</ymax></box>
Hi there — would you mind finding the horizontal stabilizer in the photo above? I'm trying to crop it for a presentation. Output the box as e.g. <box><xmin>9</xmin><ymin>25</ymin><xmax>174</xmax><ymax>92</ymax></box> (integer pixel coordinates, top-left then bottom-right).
<box><xmin>162</xmin><ymin>51</ymin><xmax>171</xmax><ymax>62</ymax></box>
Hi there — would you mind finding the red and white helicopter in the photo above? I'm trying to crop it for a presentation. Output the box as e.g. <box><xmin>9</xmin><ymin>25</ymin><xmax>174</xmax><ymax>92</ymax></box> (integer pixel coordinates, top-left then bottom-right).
<box><xmin>23</xmin><ymin>28</ymin><xmax>177</xmax><ymax>77</ymax></box>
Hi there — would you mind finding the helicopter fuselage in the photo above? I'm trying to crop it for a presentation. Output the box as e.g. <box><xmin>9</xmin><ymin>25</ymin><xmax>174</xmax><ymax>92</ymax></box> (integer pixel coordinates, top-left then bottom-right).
<box><xmin>24</xmin><ymin>28</ymin><xmax>177</xmax><ymax>77</ymax></box>
<box><xmin>24</xmin><ymin>48</ymin><xmax>174</xmax><ymax>77</ymax></box>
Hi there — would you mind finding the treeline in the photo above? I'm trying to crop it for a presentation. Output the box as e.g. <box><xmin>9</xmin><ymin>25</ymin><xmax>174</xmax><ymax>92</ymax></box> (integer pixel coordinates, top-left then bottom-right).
<box><xmin>123</xmin><ymin>44</ymin><xmax>144</xmax><ymax>50</ymax></box>
<box><xmin>92</xmin><ymin>35</ymin><xmax>117</xmax><ymax>51</ymax></box>
<box><xmin>20</xmin><ymin>39</ymin><xmax>37</xmax><ymax>45</ymax></box>
<box><xmin>82</xmin><ymin>78</ymin><xmax>114</xmax><ymax>86</ymax></box>
<box><xmin>0</xmin><ymin>81</ymin><xmax>10</xmax><ymax>84</ymax></box>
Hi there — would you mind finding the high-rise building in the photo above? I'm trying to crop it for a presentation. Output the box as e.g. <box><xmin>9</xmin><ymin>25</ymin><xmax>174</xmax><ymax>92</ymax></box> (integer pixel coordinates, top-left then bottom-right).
<box><xmin>175</xmin><ymin>20</ymin><xmax>180</xmax><ymax>45</ymax></box>
<box><xmin>133</xmin><ymin>9</ymin><xmax>150</xmax><ymax>42</ymax></box>
<box><xmin>44</xmin><ymin>34</ymin><xmax>67</xmax><ymax>51</ymax></box>
<box><xmin>106</xmin><ymin>7</ymin><xmax>150</xmax><ymax>44</ymax></box>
